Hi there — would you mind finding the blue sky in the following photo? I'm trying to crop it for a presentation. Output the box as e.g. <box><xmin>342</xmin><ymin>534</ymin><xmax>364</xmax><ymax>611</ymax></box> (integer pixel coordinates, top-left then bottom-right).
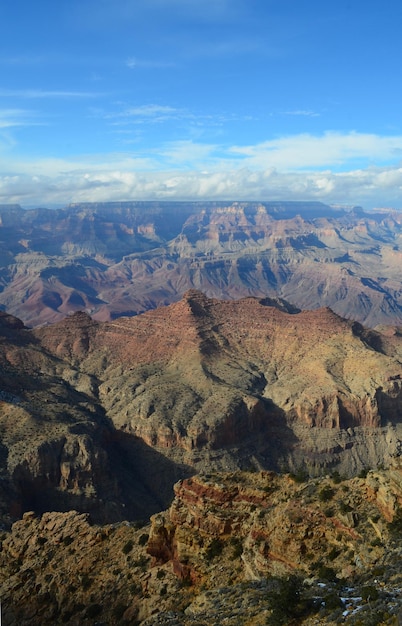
<box><xmin>1</xmin><ymin>0</ymin><xmax>402</xmax><ymax>209</ymax></box>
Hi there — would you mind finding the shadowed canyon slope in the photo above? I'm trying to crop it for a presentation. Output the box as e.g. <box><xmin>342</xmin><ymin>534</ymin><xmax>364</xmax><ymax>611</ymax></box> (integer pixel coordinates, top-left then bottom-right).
<box><xmin>1</xmin><ymin>201</ymin><xmax>402</xmax><ymax>327</ymax></box>
<box><xmin>0</xmin><ymin>291</ymin><xmax>402</xmax><ymax>524</ymax></box>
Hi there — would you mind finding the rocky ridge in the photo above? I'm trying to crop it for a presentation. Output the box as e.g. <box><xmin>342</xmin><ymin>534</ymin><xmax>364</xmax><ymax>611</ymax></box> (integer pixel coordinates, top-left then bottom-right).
<box><xmin>0</xmin><ymin>291</ymin><xmax>401</xmax><ymax>524</ymax></box>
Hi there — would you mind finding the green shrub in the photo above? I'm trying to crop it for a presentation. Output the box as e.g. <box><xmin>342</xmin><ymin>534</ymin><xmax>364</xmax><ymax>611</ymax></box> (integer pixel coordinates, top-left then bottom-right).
<box><xmin>319</xmin><ymin>485</ymin><xmax>335</xmax><ymax>502</ymax></box>
<box><xmin>289</xmin><ymin>469</ymin><xmax>309</xmax><ymax>483</ymax></box>
<box><xmin>316</xmin><ymin>564</ymin><xmax>337</xmax><ymax>582</ymax></box>
<box><xmin>322</xmin><ymin>591</ymin><xmax>343</xmax><ymax>611</ymax></box>
<box><xmin>85</xmin><ymin>603</ymin><xmax>102</xmax><ymax>619</ymax></box>
<box><xmin>331</xmin><ymin>471</ymin><xmax>343</xmax><ymax>484</ymax></box>
<box><xmin>138</xmin><ymin>533</ymin><xmax>149</xmax><ymax>546</ymax></box>
<box><xmin>205</xmin><ymin>538</ymin><xmax>223</xmax><ymax>561</ymax></box>
<box><xmin>112</xmin><ymin>603</ymin><xmax>127</xmax><ymax>620</ymax></box>
<box><xmin>361</xmin><ymin>585</ymin><xmax>379</xmax><ymax>603</ymax></box>
<box><xmin>339</xmin><ymin>500</ymin><xmax>353</xmax><ymax>513</ymax></box>
<box><xmin>122</xmin><ymin>539</ymin><xmax>134</xmax><ymax>554</ymax></box>
<box><xmin>268</xmin><ymin>575</ymin><xmax>316</xmax><ymax>625</ymax></box>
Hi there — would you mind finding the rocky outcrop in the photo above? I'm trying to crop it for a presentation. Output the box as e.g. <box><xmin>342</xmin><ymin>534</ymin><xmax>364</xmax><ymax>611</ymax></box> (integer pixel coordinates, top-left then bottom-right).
<box><xmin>1</xmin><ymin>466</ymin><xmax>402</xmax><ymax>625</ymax></box>
<box><xmin>147</xmin><ymin>463</ymin><xmax>402</xmax><ymax>582</ymax></box>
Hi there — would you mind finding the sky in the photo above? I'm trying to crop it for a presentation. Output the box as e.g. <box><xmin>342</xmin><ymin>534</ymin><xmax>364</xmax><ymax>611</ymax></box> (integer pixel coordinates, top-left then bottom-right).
<box><xmin>1</xmin><ymin>0</ymin><xmax>402</xmax><ymax>209</ymax></box>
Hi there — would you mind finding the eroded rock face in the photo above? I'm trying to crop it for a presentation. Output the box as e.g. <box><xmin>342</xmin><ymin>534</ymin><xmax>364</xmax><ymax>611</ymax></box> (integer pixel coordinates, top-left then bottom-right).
<box><xmin>147</xmin><ymin>462</ymin><xmax>402</xmax><ymax>582</ymax></box>
<box><xmin>1</xmin><ymin>465</ymin><xmax>402</xmax><ymax>625</ymax></box>
<box><xmin>0</xmin><ymin>291</ymin><xmax>401</xmax><ymax>524</ymax></box>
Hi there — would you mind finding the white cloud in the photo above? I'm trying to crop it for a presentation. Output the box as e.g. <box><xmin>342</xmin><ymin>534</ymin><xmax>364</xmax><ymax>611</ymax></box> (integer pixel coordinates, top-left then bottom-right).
<box><xmin>1</xmin><ymin>131</ymin><xmax>402</xmax><ymax>209</ymax></box>
<box><xmin>1</xmin><ymin>160</ymin><xmax>402</xmax><ymax>209</ymax></box>
<box><xmin>229</xmin><ymin>132</ymin><xmax>402</xmax><ymax>170</ymax></box>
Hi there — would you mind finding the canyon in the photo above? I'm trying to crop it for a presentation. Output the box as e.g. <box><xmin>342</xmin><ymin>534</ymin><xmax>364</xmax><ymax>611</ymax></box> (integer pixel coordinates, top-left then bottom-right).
<box><xmin>0</xmin><ymin>201</ymin><xmax>402</xmax><ymax>328</ymax></box>
<box><xmin>0</xmin><ymin>199</ymin><xmax>401</xmax><ymax>623</ymax></box>
<box><xmin>0</xmin><ymin>290</ymin><xmax>401</xmax><ymax>526</ymax></box>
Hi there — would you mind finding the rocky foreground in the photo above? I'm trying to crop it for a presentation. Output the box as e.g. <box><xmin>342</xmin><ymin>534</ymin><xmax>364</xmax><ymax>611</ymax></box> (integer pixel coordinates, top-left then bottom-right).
<box><xmin>1</xmin><ymin>464</ymin><xmax>402</xmax><ymax>625</ymax></box>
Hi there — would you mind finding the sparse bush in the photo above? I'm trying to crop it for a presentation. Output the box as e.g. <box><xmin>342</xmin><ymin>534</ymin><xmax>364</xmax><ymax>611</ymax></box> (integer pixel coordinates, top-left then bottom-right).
<box><xmin>387</xmin><ymin>510</ymin><xmax>402</xmax><ymax>534</ymax></box>
<box><xmin>112</xmin><ymin>603</ymin><xmax>127</xmax><ymax>620</ymax></box>
<box><xmin>80</xmin><ymin>573</ymin><xmax>92</xmax><ymax>590</ymax></box>
<box><xmin>370</xmin><ymin>537</ymin><xmax>382</xmax><ymax>547</ymax></box>
<box><xmin>361</xmin><ymin>585</ymin><xmax>379</xmax><ymax>603</ymax></box>
<box><xmin>85</xmin><ymin>603</ymin><xmax>102</xmax><ymax>619</ymax></box>
<box><xmin>268</xmin><ymin>575</ymin><xmax>316</xmax><ymax>625</ymax></box>
<box><xmin>62</xmin><ymin>535</ymin><xmax>73</xmax><ymax>546</ymax></box>
<box><xmin>331</xmin><ymin>470</ymin><xmax>343</xmax><ymax>484</ymax></box>
<box><xmin>319</xmin><ymin>485</ymin><xmax>335</xmax><ymax>502</ymax></box>
<box><xmin>122</xmin><ymin>539</ymin><xmax>134</xmax><ymax>554</ymax></box>
<box><xmin>138</xmin><ymin>533</ymin><xmax>149</xmax><ymax>546</ymax></box>
<box><xmin>289</xmin><ymin>469</ymin><xmax>309</xmax><ymax>483</ymax></box>
<box><xmin>133</xmin><ymin>555</ymin><xmax>148</xmax><ymax>569</ymax></box>
<box><xmin>339</xmin><ymin>500</ymin><xmax>353</xmax><ymax>513</ymax></box>
<box><xmin>205</xmin><ymin>538</ymin><xmax>224</xmax><ymax>561</ymax></box>
<box><xmin>230</xmin><ymin>537</ymin><xmax>243</xmax><ymax>559</ymax></box>
<box><xmin>327</xmin><ymin>547</ymin><xmax>341</xmax><ymax>561</ymax></box>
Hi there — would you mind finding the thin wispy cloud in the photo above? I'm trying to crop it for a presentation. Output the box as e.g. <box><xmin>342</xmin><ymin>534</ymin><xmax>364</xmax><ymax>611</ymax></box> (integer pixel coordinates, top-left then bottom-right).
<box><xmin>0</xmin><ymin>109</ymin><xmax>37</xmax><ymax>129</ymax></box>
<box><xmin>0</xmin><ymin>89</ymin><xmax>105</xmax><ymax>99</ymax></box>
<box><xmin>282</xmin><ymin>110</ymin><xmax>320</xmax><ymax>118</ymax></box>
<box><xmin>125</xmin><ymin>57</ymin><xmax>175</xmax><ymax>69</ymax></box>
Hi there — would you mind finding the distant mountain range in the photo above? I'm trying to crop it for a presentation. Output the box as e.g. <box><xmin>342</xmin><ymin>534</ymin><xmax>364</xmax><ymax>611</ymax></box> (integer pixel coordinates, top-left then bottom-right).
<box><xmin>1</xmin><ymin>200</ymin><xmax>402</xmax><ymax>327</ymax></box>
